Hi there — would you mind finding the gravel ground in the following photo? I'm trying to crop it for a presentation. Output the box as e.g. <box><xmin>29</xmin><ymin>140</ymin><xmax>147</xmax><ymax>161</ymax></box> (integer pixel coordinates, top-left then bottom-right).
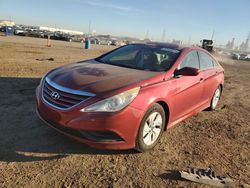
<box><xmin>0</xmin><ymin>36</ymin><xmax>249</xmax><ymax>188</ymax></box>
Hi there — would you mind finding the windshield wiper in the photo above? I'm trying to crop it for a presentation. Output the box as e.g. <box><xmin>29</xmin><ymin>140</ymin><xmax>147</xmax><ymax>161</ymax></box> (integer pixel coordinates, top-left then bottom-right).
<box><xmin>95</xmin><ymin>58</ymin><xmax>106</xmax><ymax>64</ymax></box>
<box><xmin>105</xmin><ymin>62</ymin><xmax>138</xmax><ymax>69</ymax></box>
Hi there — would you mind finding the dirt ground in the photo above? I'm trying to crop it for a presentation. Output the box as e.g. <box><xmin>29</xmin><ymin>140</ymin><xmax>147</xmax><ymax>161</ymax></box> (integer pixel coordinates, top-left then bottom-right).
<box><xmin>0</xmin><ymin>36</ymin><xmax>249</xmax><ymax>188</ymax></box>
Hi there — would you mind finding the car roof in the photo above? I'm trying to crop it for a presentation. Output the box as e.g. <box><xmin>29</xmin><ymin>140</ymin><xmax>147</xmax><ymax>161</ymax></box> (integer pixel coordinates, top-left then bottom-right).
<box><xmin>132</xmin><ymin>42</ymin><xmax>200</xmax><ymax>51</ymax></box>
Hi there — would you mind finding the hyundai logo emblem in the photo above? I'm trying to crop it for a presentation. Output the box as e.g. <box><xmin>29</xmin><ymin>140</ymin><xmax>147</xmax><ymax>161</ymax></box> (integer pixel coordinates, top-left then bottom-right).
<box><xmin>51</xmin><ymin>91</ymin><xmax>60</xmax><ymax>100</ymax></box>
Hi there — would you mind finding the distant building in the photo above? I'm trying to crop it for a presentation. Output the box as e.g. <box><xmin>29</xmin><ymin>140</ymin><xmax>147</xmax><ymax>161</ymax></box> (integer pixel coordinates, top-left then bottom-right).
<box><xmin>226</xmin><ymin>38</ymin><xmax>235</xmax><ymax>50</ymax></box>
<box><xmin>239</xmin><ymin>32</ymin><xmax>250</xmax><ymax>51</ymax></box>
<box><xmin>0</xmin><ymin>20</ymin><xmax>15</xmax><ymax>26</ymax></box>
<box><xmin>39</xmin><ymin>26</ymin><xmax>83</xmax><ymax>35</ymax></box>
<box><xmin>239</xmin><ymin>42</ymin><xmax>245</xmax><ymax>51</ymax></box>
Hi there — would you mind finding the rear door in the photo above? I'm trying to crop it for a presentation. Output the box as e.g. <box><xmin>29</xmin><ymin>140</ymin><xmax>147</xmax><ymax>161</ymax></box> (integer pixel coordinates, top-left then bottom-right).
<box><xmin>172</xmin><ymin>50</ymin><xmax>204</xmax><ymax>121</ymax></box>
<box><xmin>198</xmin><ymin>51</ymin><xmax>220</xmax><ymax>104</ymax></box>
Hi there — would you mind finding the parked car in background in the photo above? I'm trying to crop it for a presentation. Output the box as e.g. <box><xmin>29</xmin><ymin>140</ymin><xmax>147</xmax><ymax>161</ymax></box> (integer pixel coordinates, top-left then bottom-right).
<box><xmin>0</xmin><ymin>26</ymin><xmax>6</xmax><ymax>32</ymax></box>
<box><xmin>68</xmin><ymin>35</ymin><xmax>85</xmax><ymax>43</ymax></box>
<box><xmin>239</xmin><ymin>54</ymin><xmax>250</xmax><ymax>61</ymax></box>
<box><xmin>232</xmin><ymin>53</ymin><xmax>240</xmax><ymax>60</ymax></box>
<box><xmin>111</xmin><ymin>40</ymin><xmax>126</xmax><ymax>46</ymax></box>
<box><xmin>111</xmin><ymin>40</ymin><xmax>119</xmax><ymax>46</ymax></box>
<box><xmin>14</xmin><ymin>29</ymin><xmax>27</xmax><ymax>36</ymax></box>
<box><xmin>88</xmin><ymin>37</ymin><xmax>99</xmax><ymax>44</ymax></box>
<box><xmin>49</xmin><ymin>32</ymin><xmax>72</xmax><ymax>42</ymax></box>
<box><xmin>36</xmin><ymin>43</ymin><xmax>224</xmax><ymax>152</ymax></box>
<box><xmin>246</xmin><ymin>55</ymin><xmax>250</xmax><ymax>61</ymax></box>
<box><xmin>26</xmin><ymin>29</ymin><xmax>45</xmax><ymax>38</ymax></box>
<box><xmin>97</xmin><ymin>38</ymin><xmax>112</xmax><ymax>45</ymax></box>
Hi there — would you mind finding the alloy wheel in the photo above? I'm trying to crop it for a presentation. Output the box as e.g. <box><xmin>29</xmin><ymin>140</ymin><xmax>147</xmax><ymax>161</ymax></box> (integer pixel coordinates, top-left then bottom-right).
<box><xmin>143</xmin><ymin>112</ymin><xmax>163</xmax><ymax>146</ymax></box>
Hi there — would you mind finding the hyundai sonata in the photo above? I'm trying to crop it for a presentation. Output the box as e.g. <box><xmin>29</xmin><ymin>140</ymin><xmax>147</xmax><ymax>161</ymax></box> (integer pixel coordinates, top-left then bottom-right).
<box><xmin>36</xmin><ymin>43</ymin><xmax>224</xmax><ymax>151</ymax></box>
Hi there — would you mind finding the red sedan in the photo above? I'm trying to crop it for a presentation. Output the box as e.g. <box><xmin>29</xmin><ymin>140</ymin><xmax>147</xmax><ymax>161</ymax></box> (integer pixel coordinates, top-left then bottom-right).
<box><xmin>36</xmin><ymin>43</ymin><xmax>224</xmax><ymax>151</ymax></box>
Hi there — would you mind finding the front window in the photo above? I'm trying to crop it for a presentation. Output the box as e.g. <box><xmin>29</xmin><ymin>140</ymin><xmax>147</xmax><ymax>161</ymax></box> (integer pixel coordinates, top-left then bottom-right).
<box><xmin>96</xmin><ymin>44</ymin><xmax>180</xmax><ymax>72</ymax></box>
<box><xmin>179</xmin><ymin>51</ymin><xmax>200</xmax><ymax>70</ymax></box>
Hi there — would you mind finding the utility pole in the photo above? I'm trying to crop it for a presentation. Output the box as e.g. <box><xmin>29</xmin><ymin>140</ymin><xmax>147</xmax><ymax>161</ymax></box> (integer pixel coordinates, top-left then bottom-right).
<box><xmin>188</xmin><ymin>35</ymin><xmax>192</xmax><ymax>44</ymax></box>
<box><xmin>88</xmin><ymin>20</ymin><xmax>92</xmax><ymax>36</ymax></box>
<box><xmin>161</xmin><ymin>29</ymin><xmax>166</xmax><ymax>42</ymax></box>
<box><xmin>145</xmin><ymin>29</ymin><xmax>149</xmax><ymax>39</ymax></box>
<box><xmin>211</xmin><ymin>30</ymin><xmax>215</xmax><ymax>40</ymax></box>
<box><xmin>245</xmin><ymin>31</ymin><xmax>250</xmax><ymax>50</ymax></box>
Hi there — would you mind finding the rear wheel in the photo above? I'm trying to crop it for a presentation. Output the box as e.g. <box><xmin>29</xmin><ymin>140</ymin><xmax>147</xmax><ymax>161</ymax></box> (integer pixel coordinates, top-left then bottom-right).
<box><xmin>135</xmin><ymin>104</ymin><xmax>165</xmax><ymax>152</ymax></box>
<box><xmin>209</xmin><ymin>86</ymin><xmax>221</xmax><ymax>110</ymax></box>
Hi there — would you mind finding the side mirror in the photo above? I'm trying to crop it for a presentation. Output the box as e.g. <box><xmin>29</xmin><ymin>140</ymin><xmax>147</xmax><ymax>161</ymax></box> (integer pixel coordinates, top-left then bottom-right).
<box><xmin>175</xmin><ymin>67</ymin><xmax>199</xmax><ymax>77</ymax></box>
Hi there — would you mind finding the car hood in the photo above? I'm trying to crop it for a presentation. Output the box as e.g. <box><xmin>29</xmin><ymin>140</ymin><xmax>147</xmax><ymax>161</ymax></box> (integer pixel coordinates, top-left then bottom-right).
<box><xmin>47</xmin><ymin>60</ymin><xmax>164</xmax><ymax>96</ymax></box>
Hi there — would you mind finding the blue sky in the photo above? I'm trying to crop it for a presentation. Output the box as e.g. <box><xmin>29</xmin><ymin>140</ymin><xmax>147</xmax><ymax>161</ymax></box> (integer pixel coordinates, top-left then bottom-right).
<box><xmin>0</xmin><ymin>0</ymin><xmax>250</xmax><ymax>45</ymax></box>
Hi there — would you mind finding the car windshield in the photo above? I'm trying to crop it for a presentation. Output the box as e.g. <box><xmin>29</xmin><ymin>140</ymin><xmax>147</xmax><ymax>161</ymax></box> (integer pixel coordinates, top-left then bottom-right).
<box><xmin>96</xmin><ymin>44</ymin><xmax>180</xmax><ymax>72</ymax></box>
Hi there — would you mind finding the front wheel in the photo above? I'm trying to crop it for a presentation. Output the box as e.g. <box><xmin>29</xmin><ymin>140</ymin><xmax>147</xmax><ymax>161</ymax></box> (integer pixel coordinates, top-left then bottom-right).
<box><xmin>135</xmin><ymin>104</ymin><xmax>165</xmax><ymax>152</ymax></box>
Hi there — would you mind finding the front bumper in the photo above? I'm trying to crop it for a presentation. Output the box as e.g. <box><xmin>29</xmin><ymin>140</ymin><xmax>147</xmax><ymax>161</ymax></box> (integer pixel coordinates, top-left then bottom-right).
<box><xmin>36</xmin><ymin>87</ymin><xmax>144</xmax><ymax>150</ymax></box>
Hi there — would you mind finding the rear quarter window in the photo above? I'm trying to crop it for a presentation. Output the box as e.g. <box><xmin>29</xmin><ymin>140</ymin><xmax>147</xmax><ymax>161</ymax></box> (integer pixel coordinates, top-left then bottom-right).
<box><xmin>198</xmin><ymin>51</ymin><xmax>214</xmax><ymax>70</ymax></box>
<box><xmin>212</xmin><ymin>58</ymin><xmax>220</xmax><ymax>67</ymax></box>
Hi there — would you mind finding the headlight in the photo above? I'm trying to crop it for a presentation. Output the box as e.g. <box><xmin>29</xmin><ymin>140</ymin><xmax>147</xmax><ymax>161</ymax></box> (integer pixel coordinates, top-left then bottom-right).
<box><xmin>81</xmin><ymin>87</ymin><xmax>140</xmax><ymax>112</ymax></box>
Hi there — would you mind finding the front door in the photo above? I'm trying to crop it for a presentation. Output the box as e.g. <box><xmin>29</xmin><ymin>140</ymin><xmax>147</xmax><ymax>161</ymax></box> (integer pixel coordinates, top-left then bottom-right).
<box><xmin>172</xmin><ymin>51</ymin><xmax>204</xmax><ymax>121</ymax></box>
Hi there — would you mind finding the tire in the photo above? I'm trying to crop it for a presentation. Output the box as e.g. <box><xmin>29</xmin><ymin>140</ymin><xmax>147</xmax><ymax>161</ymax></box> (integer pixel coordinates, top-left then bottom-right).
<box><xmin>135</xmin><ymin>103</ymin><xmax>165</xmax><ymax>152</ymax></box>
<box><xmin>208</xmin><ymin>86</ymin><xmax>222</xmax><ymax>111</ymax></box>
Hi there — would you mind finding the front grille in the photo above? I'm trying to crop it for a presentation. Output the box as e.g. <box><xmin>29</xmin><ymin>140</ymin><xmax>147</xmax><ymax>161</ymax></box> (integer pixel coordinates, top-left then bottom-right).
<box><xmin>42</xmin><ymin>78</ymin><xmax>94</xmax><ymax>109</ymax></box>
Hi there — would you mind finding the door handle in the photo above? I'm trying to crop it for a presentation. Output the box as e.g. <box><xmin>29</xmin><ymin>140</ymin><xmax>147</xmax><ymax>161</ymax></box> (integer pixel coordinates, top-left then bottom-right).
<box><xmin>199</xmin><ymin>77</ymin><xmax>204</xmax><ymax>82</ymax></box>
